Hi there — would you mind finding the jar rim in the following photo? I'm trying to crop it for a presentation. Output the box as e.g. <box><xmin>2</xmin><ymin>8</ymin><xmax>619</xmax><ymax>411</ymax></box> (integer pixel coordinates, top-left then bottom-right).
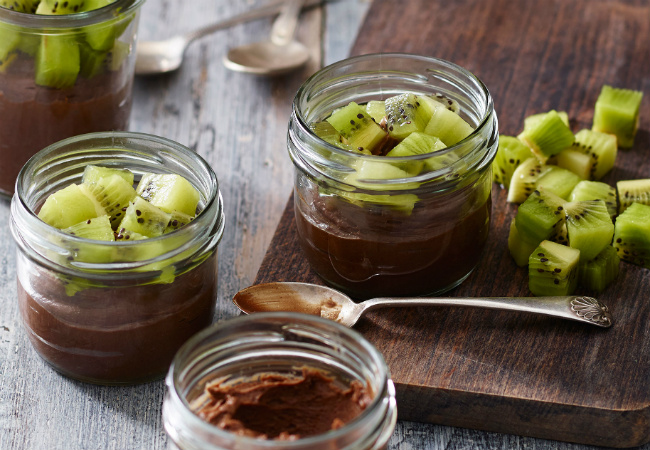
<box><xmin>0</xmin><ymin>0</ymin><xmax>144</xmax><ymax>28</ymax></box>
<box><xmin>11</xmin><ymin>131</ymin><xmax>224</xmax><ymax>274</ymax></box>
<box><xmin>290</xmin><ymin>52</ymin><xmax>497</xmax><ymax>185</ymax></box>
<box><xmin>165</xmin><ymin>312</ymin><xmax>393</xmax><ymax>449</ymax></box>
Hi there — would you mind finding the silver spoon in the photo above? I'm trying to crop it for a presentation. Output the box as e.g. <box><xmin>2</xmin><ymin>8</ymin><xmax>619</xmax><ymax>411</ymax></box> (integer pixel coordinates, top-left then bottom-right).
<box><xmin>135</xmin><ymin>0</ymin><xmax>316</xmax><ymax>76</ymax></box>
<box><xmin>233</xmin><ymin>282</ymin><xmax>613</xmax><ymax>328</ymax></box>
<box><xmin>223</xmin><ymin>0</ymin><xmax>310</xmax><ymax>75</ymax></box>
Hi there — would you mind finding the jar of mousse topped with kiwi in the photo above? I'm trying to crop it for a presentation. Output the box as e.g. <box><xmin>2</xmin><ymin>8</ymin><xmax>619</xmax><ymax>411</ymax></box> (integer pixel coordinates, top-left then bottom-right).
<box><xmin>10</xmin><ymin>132</ymin><xmax>225</xmax><ymax>385</ymax></box>
<box><xmin>0</xmin><ymin>0</ymin><xmax>144</xmax><ymax>196</ymax></box>
<box><xmin>288</xmin><ymin>54</ymin><xmax>498</xmax><ymax>299</ymax></box>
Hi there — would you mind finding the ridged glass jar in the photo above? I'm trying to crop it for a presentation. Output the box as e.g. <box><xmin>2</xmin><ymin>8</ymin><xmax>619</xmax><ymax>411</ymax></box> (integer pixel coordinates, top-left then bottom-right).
<box><xmin>10</xmin><ymin>131</ymin><xmax>225</xmax><ymax>385</ymax></box>
<box><xmin>163</xmin><ymin>312</ymin><xmax>397</xmax><ymax>450</ymax></box>
<box><xmin>0</xmin><ymin>0</ymin><xmax>145</xmax><ymax>196</ymax></box>
<box><xmin>288</xmin><ymin>53</ymin><xmax>498</xmax><ymax>299</ymax></box>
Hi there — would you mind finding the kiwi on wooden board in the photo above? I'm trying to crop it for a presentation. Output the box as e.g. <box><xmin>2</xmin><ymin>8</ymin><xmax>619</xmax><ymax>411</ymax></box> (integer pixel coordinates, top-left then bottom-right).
<box><xmin>554</xmin><ymin>148</ymin><xmax>593</xmax><ymax>180</ymax></box>
<box><xmin>528</xmin><ymin>240</ymin><xmax>580</xmax><ymax>296</ymax></box>
<box><xmin>616</xmin><ymin>179</ymin><xmax>650</xmax><ymax>214</ymax></box>
<box><xmin>492</xmin><ymin>136</ymin><xmax>534</xmax><ymax>189</ymax></box>
<box><xmin>326</xmin><ymin>102</ymin><xmax>387</xmax><ymax>153</ymax></box>
<box><xmin>592</xmin><ymin>85</ymin><xmax>643</xmax><ymax>148</ymax></box>
<box><xmin>507</xmin><ymin>158</ymin><xmax>553</xmax><ymax>203</ymax></box>
<box><xmin>519</xmin><ymin>110</ymin><xmax>574</xmax><ymax>163</ymax></box>
<box><xmin>572</xmin><ymin>129</ymin><xmax>617</xmax><ymax>180</ymax></box>
<box><xmin>577</xmin><ymin>245</ymin><xmax>620</xmax><ymax>293</ymax></box>
<box><xmin>613</xmin><ymin>202</ymin><xmax>650</xmax><ymax>269</ymax></box>
<box><xmin>515</xmin><ymin>189</ymin><xmax>566</xmax><ymax>245</ymax></box>
<box><xmin>569</xmin><ymin>180</ymin><xmax>617</xmax><ymax>219</ymax></box>
<box><xmin>536</xmin><ymin>165</ymin><xmax>582</xmax><ymax>200</ymax></box>
<box><xmin>564</xmin><ymin>199</ymin><xmax>614</xmax><ymax>262</ymax></box>
<box><xmin>508</xmin><ymin>219</ymin><xmax>539</xmax><ymax>267</ymax></box>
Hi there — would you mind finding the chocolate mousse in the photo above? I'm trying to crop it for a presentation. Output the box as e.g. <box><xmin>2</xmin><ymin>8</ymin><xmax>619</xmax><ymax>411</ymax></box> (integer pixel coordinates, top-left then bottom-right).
<box><xmin>193</xmin><ymin>368</ymin><xmax>373</xmax><ymax>440</ymax></box>
<box><xmin>17</xmin><ymin>252</ymin><xmax>217</xmax><ymax>384</ymax></box>
<box><xmin>0</xmin><ymin>53</ymin><xmax>132</xmax><ymax>195</ymax></box>
<box><xmin>295</xmin><ymin>184</ymin><xmax>491</xmax><ymax>299</ymax></box>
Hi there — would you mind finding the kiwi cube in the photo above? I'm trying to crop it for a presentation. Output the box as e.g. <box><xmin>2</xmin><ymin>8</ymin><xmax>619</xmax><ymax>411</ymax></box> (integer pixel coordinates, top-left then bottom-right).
<box><xmin>536</xmin><ymin>165</ymin><xmax>582</xmax><ymax>200</ymax></box>
<box><xmin>507</xmin><ymin>158</ymin><xmax>553</xmax><ymax>204</ymax></box>
<box><xmin>136</xmin><ymin>173</ymin><xmax>200</xmax><ymax>216</ymax></box>
<box><xmin>492</xmin><ymin>136</ymin><xmax>534</xmax><ymax>189</ymax></box>
<box><xmin>573</xmin><ymin>129</ymin><xmax>617</xmax><ymax>180</ymax></box>
<box><xmin>386</xmin><ymin>131</ymin><xmax>446</xmax><ymax>175</ymax></box>
<box><xmin>365</xmin><ymin>101</ymin><xmax>386</xmax><ymax>123</ymax></box>
<box><xmin>310</xmin><ymin>121</ymin><xmax>357</xmax><ymax>152</ymax></box>
<box><xmin>577</xmin><ymin>245</ymin><xmax>620</xmax><ymax>293</ymax></box>
<box><xmin>564</xmin><ymin>199</ymin><xmax>614</xmax><ymax>261</ymax></box>
<box><xmin>118</xmin><ymin>196</ymin><xmax>172</xmax><ymax>238</ymax></box>
<box><xmin>423</xmin><ymin>104</ymin><xmax>474</xmax><ymax>146</ymax></box>
<box><xmin>38</xmin><ymin>184</ymin><xmax>101</xmax><ymax>229</ymax></box>
<box><xmin>83</xmin><ymin>174</ymin><xmax>137</xmax><ymax>229</ymax></box>
<box><xmin>613</xmin><ymin>202</ymin><xmax>650</xmax><ymax>268</ymax></box>
<box><xmin>528</xmin><ymin>240</ymin><xmax>580</xmax><ymax>296</ymax></box>
<box><xmin>326</xmin><ymin>102</ymin><xmax>387</xmax><ymax>153</ymax></box>
<box><xmin>520</xmin><ymin>110</ymin><xmax>574</xmax><ymax>162</ymax></box>
<box><xmin>82</xmin><ymin>165</ymin><xmax>135</xmax><ymax>186</ymax></box>
<box><xmin>385</xmin><ymin>93</ymin><xmax>437</xmax><ymax>140</ymax></box>
<box><xmin>592</xmin><ymin>85</ymin><xmax>643</xmax><ymax>148</ymax></box>
<box><xmin>570</xmin><ymin>180</ymin><xmax>617</xmax><ymax>219</ymax></box>
<box><xmin>164</xmin><ymin>211</ymin><xmax>194</xmax><ymax>234</ymax></box>
<box><xmin>35</xmin><ymin>34</ymin><xmax>80</xmax><ymax>89</ymax></box>
<box><xmin>515</xmin><ymin>188</ymin><xmax>566</xmax><ymax>245</ymax></box>
<box><xmin>555</xmin><ymin>149</ymin><xmax>593</xmax><ymax>180</ymax></box>
<box><xmin>508</xmin><ymin>219</ymin><xmax>538</xmax><ymax>267</ymax></box>
<box><xmin>616</xmin><ymin>179</ymin><xmax>650</xmax><ymax>214</ymax></box>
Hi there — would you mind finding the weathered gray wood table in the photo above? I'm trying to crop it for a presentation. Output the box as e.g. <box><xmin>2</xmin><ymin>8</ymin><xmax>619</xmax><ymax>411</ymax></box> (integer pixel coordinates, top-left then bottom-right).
<box><xmin>0</xmin><ymin>1</ymin><xmax>647</xmax><ymax>449</ymax></box>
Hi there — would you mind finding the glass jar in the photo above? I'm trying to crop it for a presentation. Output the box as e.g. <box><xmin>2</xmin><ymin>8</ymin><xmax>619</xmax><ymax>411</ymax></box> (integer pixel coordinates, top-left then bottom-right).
<box><xmin>163</xmin><ymin>312</ymin><xmax>397</xmax><ymax>450</ymax></box>
<box><xmin>10</xmin><ymin>131</ymin><xmax>225</xmax><ymax>385</ymax></box>
<box><xmin>288</xmin><ymin>53</ymin><xmax>498</xmax><ymax>299</ymax></box>
<box><xmin>0</xmin><ymin>0</ymin><xmax>145</xmax><ymax>196</ymax></box>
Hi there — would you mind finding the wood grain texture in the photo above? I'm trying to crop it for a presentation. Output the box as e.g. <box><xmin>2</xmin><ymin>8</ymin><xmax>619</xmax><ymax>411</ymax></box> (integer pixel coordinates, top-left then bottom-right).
<box><xmin>254</xmin><ymin>0</ymin><xmax>650</xmax><ymax>448</ymax></box>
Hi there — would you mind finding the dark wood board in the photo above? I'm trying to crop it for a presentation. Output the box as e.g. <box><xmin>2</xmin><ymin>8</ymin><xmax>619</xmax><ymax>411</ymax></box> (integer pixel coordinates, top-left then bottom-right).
<box><xmin>255</xmin><ymin>0</ymin><xmax>650</xmax><ymax>447</ymax></box>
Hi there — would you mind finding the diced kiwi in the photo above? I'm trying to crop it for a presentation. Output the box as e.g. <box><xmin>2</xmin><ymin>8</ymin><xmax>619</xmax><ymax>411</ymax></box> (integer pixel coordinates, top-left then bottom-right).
<box><xmin>1</xmin><ymin>0</ymin><xmax>39</xmax><ymax>12</ymax></box>
<box><xmin>384</xmin><ymin>93</ymin><xmax>439</xmax><ymax>141</ymax></box>
<box><xmin>63</xmin><ymin>215</ymin><xmax>115</xmax><ymax>241</ymax></box>
<box><xmin>592</xmin><ymin>85</ymin><xmax>643</xmax><ymax>148</ymax></box>
<box><xmin>577</xmin><ymin>245</ymin><xmax>620</xmax><ymax>293</ymax></box>
<box><xmin>106</xmin><ymin>40</ymin><xmax>130</xmax><ymax>71</ymax></box>
<box><xmin>83</xmin><ymin>173</ymin><xmax>137</xmax><ymax>229</ymax></box>
<box><xmin>528</xmin><ymin>240</ymin><xmax>580</xmax><ymax>296</ymax></box>
<box><xmin>78</xmin><ymin>183</ymin><xmax>110</xmax><ymax>217</ymax></box>
<box><xmin>508</xmin><ymin>219</ymin><xmax>538</xmax><ymax>267</ymax></box>
<box><xmin>118</xmin><ymin>196</ymin><xmax>172</xmax><ymax>238</ymax></box>
<box><xmin>38</xmin><ymin>184</ymin><xmax>102</xmax><ymax>229</ymax></box>
<box><xmin>616</xmin><ymin>179</ymin><xmax>650</xmax><ymax>214</ymax></box>
<box><xmin>36</xmin><ymin>0</ymin><xmax>86</xmax><ymax>14</ymax></box>
<box><xmin>613</xmin><ymin>202</ymin><xmax>650</xmax><ymax>268</ymax></box>
<box><xmin>564</xmin><ymin>199</ymin><xmax>614</xmax><ymax>261</ymax></box>
<box><xmin>507</xmin><ymin>158</ymin><xmax>553</xmax><ymax>203</ymax></box>
<box><xmin>572</xmin><ymin>129</ymin><xmax>617</xmax><ymax>180</ymax></box>
<box><xmin>535</xmin><ymin>165</ymin><xmax>582</xmax><ymax>200</ymax></box>
<box><xmin>519</xmin><ymin>110</ymin><xmax>574</xmax><ymax>162</ymax></box>
<box><xmin>326</xmin><ymin>102</ymin><xmax>387</xmax><ymax>153</ymax></box>
<box><xmin>310</xmin><ymin>121</ymin><xmax>358</xmax><ymax>152</ymax></box>
<box><xmin>570</xmin><ymin>180</ymin><xmax>617</xmax><ymax>219</ymax></box>
<box><xmin>135</xmin><ymin>173</ymin><xmax>200</xmax><ymax>216</ymax></box>
<box><xmin>429</xmin><ymin>92</ymin><xmax>460</xmax><ymax>113</ymax></box>
<box><xmin>35</xmin><ymin>35</ymin><xmax>80</xmax><ymax>89</ymax></box>
<box><xmin>164</xmin><ymin>211</ymin><xmax>194</xmax><ymax>233</ymax></box>
<box><xmin>554</xmin><ymin>148</ymin><xmax>593</xmax><ymax>180</ymax></box>
<box><xmin>0</xmin><ymin>26</ymin><xmax>20</xmax><ymax>73</ymax></box>
<box><xmin>79</xmin><ymin>43</ymin><xmax>108</xmax><ymax>79</ymax></box>
<box><xmin>82</xmin><ymin>165</ymin><xmax>135</xmax><ymax>186</ymax></box>
<box><xmin>423</xmin><ymin>103</ymin><xmax>474</xmax><ymax>146</ymax></box>
<box><xmin>82</xmin><ymin>0</ymin><xmax>123</xmax><ymax>51</ymax></box>
<box><xmin>385</xmin><ymin>131</ymin><xmax>446</xmax><ymax>174</ymax></box>
<box><xmin>515</xmin><ymin>188</ymin><xmax>566</xmax><ymax>245</ymax></box>
<box><xmin>520</xmin><ymin>111</ymin><xmax>570</xmax><ymax>136</ymax></box>
<box><xmin>365</xmin><ymin>100</ymin><xmax>386</xmax><ymax>123</ymax></box>
<box><xmin>492</xmin><ymin>136</ymin><xmax>534</xmax><ymax>189</ymax></box>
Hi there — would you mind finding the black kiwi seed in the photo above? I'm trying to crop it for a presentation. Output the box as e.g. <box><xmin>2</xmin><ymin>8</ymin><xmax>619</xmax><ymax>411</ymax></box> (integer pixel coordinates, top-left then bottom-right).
<box><xmin>537</xmin><ymin>253</ymin><xmax>545</xmax><ymax>257</ymax></box>
<box><xmin>137</xmin><ymin>218</ymin><xmax>144</xmax><ymax>224</ymax></box>
<box><xmin>554</xmin><ymin>279</ymin><xmax>560</xmax><ymax>285</ymax></box>
<box><xmin>554</xmin><ymin>268</ymin><xmax>561</xmax><ymax>273</ymax></box>
<box><xmin>356</xmin><ymin>113</ymin><xmax>364</xmax><ymax>119</ymax></box>
<box><xmin>136</xmin><ymin>210</ymin><xmax>142</xmax><ymax>216</ymax></box>
<box><xmin>86</xmin><ymin>219</ymin><xmax>91</xmax><ymax>224</ymax></box>
<box><xmin>537</xmin><ymin>269</ymin><xmax>544</xmax><ymax>273</ymax></box>
<box><xmin>349</xmin><ymin>120</ymin><xmax>355</xmax><ymax>125</ymax></box>
<box><xmin>358</xmin><ymin>147</ymin><xmax>363</xmax><ymax>151</ymax></box>
<box><xmin>540</xmin><ymin>258</ymin><xmax>548</xmax><ymax>262</ymax></box>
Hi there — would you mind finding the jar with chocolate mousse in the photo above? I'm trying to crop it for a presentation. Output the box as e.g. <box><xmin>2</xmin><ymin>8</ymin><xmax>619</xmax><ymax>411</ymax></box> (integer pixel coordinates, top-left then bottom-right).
<box><xmin>10</xmin><ymin>132</ymin><xmax>225</xmax><ymax>385</ymax></box>
<box><xmin>0</xmin><ymin>0</ymin><xmax>144</xmax><ymax>196</ymax></box>
<box><xmin>163</xmin><ymin>312</ymin><xmax>397</xmax><ymax>450</ymax></box>
<box><xmin>288</xmin><ymin>54</ymin><xmax>498</xmax><ymax>299</ymax></box>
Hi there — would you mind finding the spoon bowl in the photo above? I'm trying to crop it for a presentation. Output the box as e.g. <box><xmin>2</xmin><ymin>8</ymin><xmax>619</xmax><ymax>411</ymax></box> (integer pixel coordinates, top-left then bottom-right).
<box><xmin>223</xmin><ymin>40</ymin><xmax>310</xmax><ymax>75</ymax></box>
<box><xmin>233</xmin><ymin>282</ymin><xmax>613</xmax><ymax>328</ymax></box>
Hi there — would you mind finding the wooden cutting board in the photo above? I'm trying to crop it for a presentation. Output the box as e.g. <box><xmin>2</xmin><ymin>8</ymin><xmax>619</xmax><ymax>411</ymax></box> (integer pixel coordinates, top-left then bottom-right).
<box><xmin>254</xmin><ymin>0</ymin><xmax>650</xmax><ymax>447</ymax></box>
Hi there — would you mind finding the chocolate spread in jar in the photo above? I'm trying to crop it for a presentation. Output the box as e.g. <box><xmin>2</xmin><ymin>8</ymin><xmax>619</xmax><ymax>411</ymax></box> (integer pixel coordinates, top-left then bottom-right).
<box><xmin>193</xmin><ymin>368</ymin><xmax>373</xmax><ymax>440</ymax></box>
<box><xmin>0</xmin><ymin>54</ymin><xmax>133</xmax><ymax>196</ymax></box>
<box><xmin>17</xmin><ymin>252</ymin><xmax>217</xmax><ymax>385</ymax></box>
<box><xmin>295</xmin><ymin>182</ymin><xmax>491</xmax><ymax>299</ymax></box>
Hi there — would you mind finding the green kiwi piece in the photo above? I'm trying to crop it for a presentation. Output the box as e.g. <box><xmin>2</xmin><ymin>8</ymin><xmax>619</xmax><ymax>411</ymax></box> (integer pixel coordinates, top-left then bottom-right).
<box><xmin>385</xmin><ymin>93</ymin><xmax>438</xmax><ymax>140</ymax></box>
<box><xmin>572</xmin><ymin>129</ymin><xmax>617</xmax><ymax>180</ymax></box>
<box><xmin>35</xmin><ymin>34</ymin><xmax>80</xmax><ymax>88</ymax></box>
<box><xmin>429</xmin><ymin>92</ymin><xmax>460</xmax><ymax>113</ymax></box>
<box><xmin>83</xmin><ymin>173</ymin><xmax>137</xmax><ymax>229</ymax></box>
<box><xmin>528</xmin><ymin>240</ymin><xmax>580</xmax><ymax>296</ymax></box>
<box><xmin>507</xmin><ymin>158</ymin><xmax>553</xmax><ymax>203</ymax></box>
<box><xmin>82</xmin><ymin>0</ymin><xmax>120</xmax><ymax>51</ymax></box>
<box><xmin>115</xmin><ymin>228</ymin><xmax>147</xmax><ymax>241</ymax></box>
<box><xmin>515</xmin><ymin>188</ymin><xmax>566</xmax><ymax>245</ymax></box>
<box><xmin>564</xmin><ymin>199</ymin><xmax>614</xmax><ymax>261</ymax></box>
<box><xmin>492</xmin><ymin>136</ymin><xmax>534</xmax><ymax>189</ymax></box>
<box><xmin>577</xmin><ymin>245</ymin><xmax>620</xmax><ymax>293</ymax></box>
<box><xmin>1</xmin><ymin>0</ymin><xmax>39</xmax><ymax>12</ymax></box>
<box><xmin>79</xmin><ymin>43</ymin><xmax>108</xmax><ymax>79</ymax></box>
<box><xmin>63</xmin><ymin>215</ymin><xmax>114</xmax><ymax>241</ymax></box>
<box><xmin>508</xmin><ymin>219</ymin><xmax>538</xmax><ymax>267</ymax></box>
<box><xmin>106</xmin><ymin>39</ymin><xmax>129</xmax><ymax>71</ymax></box>
<box><xmin>118</xmin><ymin>196</ymin><xmax>172</xmax><ymax>238</ymax></box>
<box><xmin>554</xmin><ymin>149</ymin><xmax>593</xmax><ymax>180</ymax></box>
<box><xmin>613</xmin><ymin>202</ymin><xmax>650</xmax><ymax>268</ymax></box>
<box><xmin>136</xmin><ymin>173</ymin><xmax>200</xmax><ymax>216</ymax></box>
<box><xmin>38</xmin><ymin>184</ymin><xmax>101</xmax><ymax>229</ymax></box>
<box><xmin>520</xmin><ymin>110</ymin><xmax>574</xmax><ymax>162</ymax></box>
<box><xmin>0</xmin><ymin>24</ymin><xmax>21</xmax><ymax>73</ymax></box>
<box><xmin>518</xmin><ymin>111</ymin><xmax>569</xmax><ymax>139</ymax></box>
<box><xmin>164</xmin><ymin>211</ymin><xmax>194</xmax><ymax>233</ymax></box>
<box><xmin>535</xmin><ymin>165</ymin><xmax>582</xmax><ymax>200</ymax></box>
<box><xmin>310</xmin><ymin>121</ymin><xmax>358</xmax><ymax>153</ymax></box>
<box><xmin>616</xmin><ymin>179</ymin><xmax>650</xmax><ymax>214</ymax></box>
<box><xmin>326</xmin><ymin>102</ymin><xmax>387</xmax><ymax>153</ymax></box>
<box><xmin>82</xmin><ymin>164</ymin><xmax>135</xmax><ymax>186</ymax></box>
<box><xmin>365</xmin><ymin>100</ymin><xmax>386</xmax><ymax>123</ymax></box>
<box><xmin>385</xmin><ymin>131</ymin><xmax>446</xmax><ymax>174</ymax></box>
<box><xmin>36</xmin><ymin>0</ymin><xmax>85</xmax><ymax>14</ymax></box>
<box><xmin>570</xmin><ymin>180</ymin><xmax>617</xmax><ymax>219</ymax></box>
<box><xmin>592</xmin><ymin>85</ymin><xmax>643</xmax><ymax>148</ymax></box>
<box><xmin>423</xmin><ymin>103</ymin><xmax>474</xmax><ymax>146</ymax></box>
